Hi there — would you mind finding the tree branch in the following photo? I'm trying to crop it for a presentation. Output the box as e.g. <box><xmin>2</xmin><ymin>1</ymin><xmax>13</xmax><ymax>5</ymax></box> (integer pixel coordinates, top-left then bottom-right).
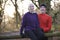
<box><xmin>3</xmin><ymin>0</ymin><xmax>8</xmax><ymax>9</ymax></box>
<box><xmin>31</xmin><ymin>0</ymin><xmax>39</xmax><ymax>9</ymax></box>
<box><xmin>11</xmin><ymin>0</ymin><xmax>15</xmax><ymax>6</ymax></box>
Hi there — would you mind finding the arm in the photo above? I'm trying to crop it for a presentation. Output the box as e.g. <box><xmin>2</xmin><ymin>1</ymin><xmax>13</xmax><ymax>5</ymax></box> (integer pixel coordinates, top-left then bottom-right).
<box><xmin>36</xmin><ymin>13</ymin><xmax>42</xmax><ymax>31</ymax></box>
<box><xmin>44</xmin><ymin>16</ymin><xmax>52</xmax><ymax>32</ymax></box>
<box><xmin>20</xmin><ymin>14</ymin><xmax>27</xmax><ymax>35</ymax></box>
<box><xmin>36</xmin><ymin>13</ymin><xmax>40</xmax><ymax>27</ymax></box>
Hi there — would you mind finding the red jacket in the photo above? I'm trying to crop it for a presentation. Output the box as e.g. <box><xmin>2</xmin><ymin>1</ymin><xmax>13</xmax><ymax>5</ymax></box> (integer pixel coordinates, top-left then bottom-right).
<box><xmin>38</xmin><ymin>13</ymin><xmax>52</xmax><ymax>32</ymax></box>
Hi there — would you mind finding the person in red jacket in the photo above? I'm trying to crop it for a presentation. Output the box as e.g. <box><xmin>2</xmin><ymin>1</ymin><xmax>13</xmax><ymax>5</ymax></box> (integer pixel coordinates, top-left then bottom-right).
<box><xmin>38</xmin><ymin>4</ymin><xmax>52</xmax><ymax>40</ymax></box>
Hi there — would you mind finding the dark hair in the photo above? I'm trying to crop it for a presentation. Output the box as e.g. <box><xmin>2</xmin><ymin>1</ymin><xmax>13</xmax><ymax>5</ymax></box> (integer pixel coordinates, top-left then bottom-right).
<box><xmin>40</xmin><ymin>4</ymin><xmax>47</xmax><ymax>8</ymax></box>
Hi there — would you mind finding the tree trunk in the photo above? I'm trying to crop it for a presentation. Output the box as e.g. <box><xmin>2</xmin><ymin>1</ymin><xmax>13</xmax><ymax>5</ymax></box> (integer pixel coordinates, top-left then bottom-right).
<box><xmin>0</xmin><ymin>0</ymin><xmax>3</xmax><ymax>26</ymax></box>
<box><xmin>11</xmin><ymin>0</ymin><xmax>21</xmax><ymax>29</ymax></box>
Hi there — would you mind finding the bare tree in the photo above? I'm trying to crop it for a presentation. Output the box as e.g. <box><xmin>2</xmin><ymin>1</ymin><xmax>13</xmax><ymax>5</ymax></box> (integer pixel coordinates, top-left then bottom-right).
<box><xmin>0</xmin><ymin>0</ymin><xmax>8</xmax><ymax>32</ymax></box>
<box><xmin>11</xmin><ymin>0</ymin><xmax>21</xmax><ymax>29</ymax></box>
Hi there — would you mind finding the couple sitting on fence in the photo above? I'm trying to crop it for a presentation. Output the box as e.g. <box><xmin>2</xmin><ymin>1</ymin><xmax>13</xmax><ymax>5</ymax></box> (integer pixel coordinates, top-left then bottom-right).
<box><xmin>20</xmin><ymin>3</ymin><xmax>52</xmax><ymax>40</ymax></box>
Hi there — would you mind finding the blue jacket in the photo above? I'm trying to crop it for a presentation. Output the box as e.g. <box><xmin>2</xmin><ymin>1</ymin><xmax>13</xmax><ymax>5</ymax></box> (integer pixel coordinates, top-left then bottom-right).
<box><xmin>20</xmin><ymin>12</ymin><xmax>40</xmax><ymax>34</ymax></box>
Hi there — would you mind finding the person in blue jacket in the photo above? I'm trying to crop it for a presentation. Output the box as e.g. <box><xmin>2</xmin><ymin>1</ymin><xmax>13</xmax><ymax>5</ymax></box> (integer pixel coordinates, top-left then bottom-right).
<box><xmin>20</xmin><ymin>3</ymin><xmax>44</xmax><ymax>40</ymax></box>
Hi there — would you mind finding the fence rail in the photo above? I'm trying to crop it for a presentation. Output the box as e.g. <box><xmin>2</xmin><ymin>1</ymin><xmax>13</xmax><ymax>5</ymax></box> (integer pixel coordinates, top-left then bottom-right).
<box><xmin>0</xmin><ymin>31</ymin><xmax>60</xmax><ymax>39</ymax></box>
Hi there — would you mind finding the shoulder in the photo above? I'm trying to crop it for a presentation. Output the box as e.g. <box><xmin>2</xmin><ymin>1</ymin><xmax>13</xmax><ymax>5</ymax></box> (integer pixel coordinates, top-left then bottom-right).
<box><xmin>45</xmin><ymin>14</ymin><xmax>51</xmax><ymax>17</ymax></box>
<box><xmin>34</xmin><ymin>13</ymin><xmax>38</xmax><ymax>17</ymax></box>
<box><xmin>45</xmin><ymin>14</ymin><xmax>52</xmax><ymax>20</ymax></box>
<box><xmin>23</xmin><ymin>12</ymin><xmax>30</xmax><ymax>17</ymax></box>
<box><xmin>25</xmin><ymin>12</ymin><xmax>30</xmax><ymax>15</ymax></box>
<box><xmin>34</xmin><ymin>12</ymin><xmax>37</xmax><ymax>15</ymax></box>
